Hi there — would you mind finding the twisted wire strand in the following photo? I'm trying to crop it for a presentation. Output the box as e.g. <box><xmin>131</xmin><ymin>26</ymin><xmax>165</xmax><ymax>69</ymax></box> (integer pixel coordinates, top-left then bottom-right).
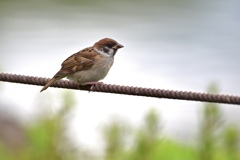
<box><xmin>0</xmin><ymin>73</ymin><xmax>239</xmax><ymax>105</ymax></box>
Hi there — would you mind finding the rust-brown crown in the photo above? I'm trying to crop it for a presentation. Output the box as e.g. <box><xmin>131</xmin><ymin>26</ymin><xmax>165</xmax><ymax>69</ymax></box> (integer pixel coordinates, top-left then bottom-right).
<box><xmin>94</xmin><ymin>38</ymin><xmax>123</xmax><ymax>52</ymax></box>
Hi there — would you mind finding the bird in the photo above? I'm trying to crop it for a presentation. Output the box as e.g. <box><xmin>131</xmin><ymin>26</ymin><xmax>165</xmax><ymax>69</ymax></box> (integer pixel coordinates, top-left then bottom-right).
<box><xmin>40</xmin><ymin>38</ymin><xmax>123</xmax><ymax>92</ymax></box>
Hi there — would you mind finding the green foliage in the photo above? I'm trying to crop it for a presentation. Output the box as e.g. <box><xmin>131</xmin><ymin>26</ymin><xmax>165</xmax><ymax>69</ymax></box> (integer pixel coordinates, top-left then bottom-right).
<box><xmin>131</xmin><ymin>109</ymin><xmax>160</xmax><ymax>160</ymax></box>
<box><xmin>0</xmin><ymin>90</ymin><xmax>80</xmax><ymax>160</ymax></box>
<box><xmin>1</xmin><ymin>84</ymin><xmax>240</xmax><ymax>160</ymax></box>
<box><xmin>198</xmin><ymin>103</ymin><xmax>222</xmax><ymax>160</ymax></box>
<box><xmin>102</xmin><ymin>120</ymin><xmax>129</xmax><ymax>160</ymax></box>
<box><xmin>100</xmin><ymin>84</ymin><xmax>240</xmax><ymax>160</ymax></box>
<box><xmin>223</xmin><ymin>125</ymin><xmax>240</xmax><ymax>160</ymax></box>
<box><xmin>197</xmin><ymin>83</ymin><xmax>223</xmax><ymax>160</ymax></box>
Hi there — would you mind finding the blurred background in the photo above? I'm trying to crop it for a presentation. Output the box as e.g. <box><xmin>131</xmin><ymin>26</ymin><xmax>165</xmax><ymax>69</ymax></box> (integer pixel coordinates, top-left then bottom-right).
<box><xmin>0</xmin><ymin>0</ymin><xmax>240</xmax><ymax>159</ymax></box>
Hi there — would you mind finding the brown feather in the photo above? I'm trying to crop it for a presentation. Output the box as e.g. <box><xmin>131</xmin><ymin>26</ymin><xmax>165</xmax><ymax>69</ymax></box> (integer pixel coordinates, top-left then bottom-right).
<box><xmin>40</xmin><ymin>47</ymin><xmax>97</xmax><ymax>92</ymax></box>
<box><xmin>54</xmin><ymin>48</ymin><xmax>96</xmax><ymax>78</ymax></box>
<box><xmin>40</xmin><ymin>77</ymin><xmax>58</xmax><ymax>92</ymax></box>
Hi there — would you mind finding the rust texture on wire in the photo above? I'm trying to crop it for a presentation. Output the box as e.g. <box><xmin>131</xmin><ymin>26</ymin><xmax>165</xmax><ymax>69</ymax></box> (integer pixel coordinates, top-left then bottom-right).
<box><xmin>0</xmin><ymin>72</ymin><xmax>240</xmax><ymax>105</ymax></box>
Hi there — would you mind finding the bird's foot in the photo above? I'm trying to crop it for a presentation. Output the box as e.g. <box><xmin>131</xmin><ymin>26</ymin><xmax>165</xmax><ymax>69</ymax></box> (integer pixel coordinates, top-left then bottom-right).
<box><xmin>77</xmin><ymin>82</ymin><xmax>104</xmax><ymax>92</ymax></box>
<box><xmin>88</xmin><ymin>82</ymin><xmax>103</xmax><ymax>92</ymax></box>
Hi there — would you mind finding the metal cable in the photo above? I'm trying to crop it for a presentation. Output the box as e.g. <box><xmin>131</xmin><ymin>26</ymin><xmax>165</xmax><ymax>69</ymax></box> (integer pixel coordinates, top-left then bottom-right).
<box><xmin>0</xmin><ymin>73</ymin><xmax>239</xmax><ymax>105</ymax></box>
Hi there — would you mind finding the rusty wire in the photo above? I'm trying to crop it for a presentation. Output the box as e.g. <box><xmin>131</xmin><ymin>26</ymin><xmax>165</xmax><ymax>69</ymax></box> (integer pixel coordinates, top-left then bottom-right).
<box><xmin>0</xmin><ymin>72</ymin><xmax>239</xmax><ymax>105</ymax></box>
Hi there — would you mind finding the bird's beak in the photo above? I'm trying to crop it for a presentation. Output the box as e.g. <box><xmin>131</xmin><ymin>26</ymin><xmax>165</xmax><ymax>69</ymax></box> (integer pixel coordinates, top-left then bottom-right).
<box><xmin>113</xmin><ymin>43</ymin><xmax>124</xmax><ymax>49</ymax></box>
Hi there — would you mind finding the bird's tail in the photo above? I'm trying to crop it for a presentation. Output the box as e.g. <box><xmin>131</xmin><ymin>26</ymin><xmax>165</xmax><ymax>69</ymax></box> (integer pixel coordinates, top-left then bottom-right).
<box><xmin>40</xmin><ymin>77</ymin><xmax>58</xmax><ymax>92</ymax></box>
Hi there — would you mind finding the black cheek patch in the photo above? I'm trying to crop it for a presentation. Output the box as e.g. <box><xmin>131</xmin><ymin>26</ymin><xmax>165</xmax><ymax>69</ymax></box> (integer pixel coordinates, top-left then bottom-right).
<box><xmin>103</xmin><ymin>47</ymin><xmax>110</xmax><ymax>53</ymax></box>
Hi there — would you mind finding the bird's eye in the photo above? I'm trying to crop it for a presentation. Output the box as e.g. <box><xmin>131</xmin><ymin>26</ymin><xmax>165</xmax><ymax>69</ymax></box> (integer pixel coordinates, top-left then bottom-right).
<box><xmin>107</xmin><ymin>43</ymin><xmax>113</xmax><ymax>48</ymax></box>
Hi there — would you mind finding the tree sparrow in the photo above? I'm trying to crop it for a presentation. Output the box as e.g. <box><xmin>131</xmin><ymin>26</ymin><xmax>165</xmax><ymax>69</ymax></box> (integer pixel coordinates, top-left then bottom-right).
<box><xmin>40</xmin><ymin>38</ymin><xmax>123</xmax><ymax>92</ymax></box>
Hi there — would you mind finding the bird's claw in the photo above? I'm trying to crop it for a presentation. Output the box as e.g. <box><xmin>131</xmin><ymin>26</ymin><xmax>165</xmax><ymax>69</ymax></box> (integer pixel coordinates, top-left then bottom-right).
<box><xmin>85</xmin><ymin>82</ymin><xmax>103</xmax><ymax>92</ymax></box>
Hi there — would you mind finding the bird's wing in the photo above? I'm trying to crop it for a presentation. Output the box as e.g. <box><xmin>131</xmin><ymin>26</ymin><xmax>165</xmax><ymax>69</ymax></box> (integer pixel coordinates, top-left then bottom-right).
<box><xmin>40</xmin><ymin>47</ymin><xmax>98</xmax><ymax>92</ymax></box>
<box><xmin>54</xmin><ymin>47</ymin><xmax>97</xmax><ymax>78</ymax></box>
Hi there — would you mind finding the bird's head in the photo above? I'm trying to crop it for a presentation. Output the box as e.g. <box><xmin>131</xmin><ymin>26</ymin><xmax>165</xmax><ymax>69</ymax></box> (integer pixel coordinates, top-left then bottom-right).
<box><xmin>93</xmin><ymin>38</ymin><xmax>124</xmax><ymax>57</ymax></box>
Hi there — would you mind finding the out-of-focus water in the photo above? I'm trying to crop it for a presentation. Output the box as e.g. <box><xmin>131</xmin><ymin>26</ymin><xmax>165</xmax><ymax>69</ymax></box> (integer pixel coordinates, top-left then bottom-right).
<box><xmin>0</xmin><ymin>0</ymin><xmax>240</xmax><ymax>148</ymax></box>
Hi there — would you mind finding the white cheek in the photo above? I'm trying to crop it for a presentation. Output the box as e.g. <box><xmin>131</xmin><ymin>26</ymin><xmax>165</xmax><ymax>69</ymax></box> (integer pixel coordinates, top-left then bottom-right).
<box><xmin>108</xmin><ymin>48</ymin><xmax>114</xmax><ymax>56</ymax></box>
